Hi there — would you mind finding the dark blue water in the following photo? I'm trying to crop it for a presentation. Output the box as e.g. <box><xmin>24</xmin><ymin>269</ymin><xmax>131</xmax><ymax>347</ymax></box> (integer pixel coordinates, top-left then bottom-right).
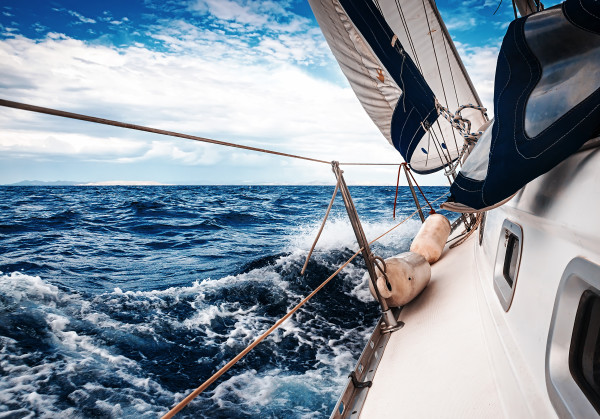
<box><xmin>0</xmin><ymin>185</ymin><xmax>451</xmax><ymax>418</ymax></box>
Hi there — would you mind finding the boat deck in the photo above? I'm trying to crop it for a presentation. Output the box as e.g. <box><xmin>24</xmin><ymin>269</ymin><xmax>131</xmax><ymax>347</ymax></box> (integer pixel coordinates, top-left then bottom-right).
<box><xmin>359</xmin><ymin>232</ymin><xmax>553</xmax><ymax>418</ymax></box>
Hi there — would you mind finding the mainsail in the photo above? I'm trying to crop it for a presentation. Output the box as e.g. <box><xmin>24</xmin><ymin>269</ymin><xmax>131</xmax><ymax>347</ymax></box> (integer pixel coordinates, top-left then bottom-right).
<box><xmin>308</xmin><ymin>0</ymin><xmax>487</xmax><ymax>173</ymax></box>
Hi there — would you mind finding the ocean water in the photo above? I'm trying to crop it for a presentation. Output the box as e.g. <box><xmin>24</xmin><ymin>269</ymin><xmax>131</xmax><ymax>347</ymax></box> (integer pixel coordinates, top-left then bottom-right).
<box><xmin>0</xmin><ymin>185</ymin><xmax>452</xmax><ymax>418</ymax></box>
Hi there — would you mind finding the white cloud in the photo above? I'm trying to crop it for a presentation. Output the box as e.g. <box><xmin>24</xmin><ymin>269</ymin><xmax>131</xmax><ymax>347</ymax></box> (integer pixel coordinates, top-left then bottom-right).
<box><xmin>444</xmin><ymin>17</ymin><xmax>477</xmax><ymax>31</ymax></box>
<box><xmin>51</xmin><ymin>8</ymin><xmax>97</xmax><ymax>24</ymax></box>
<box><xmin>0</xmin><ymin>0</ymin><xmax>496</xmax><ymax>186</ymax></box>
<box><xmin>0</xmin><ymin>31</ymin><xmax>397</xmax><ymax>183</ymax></box>
<box><xmin>188</xmin><ymin>0</ymin><xmax>295</xmax><ymax>30</ymax></box>
<box><xmin>0</xmin><ymin>130</ymin><xmax>146</xmax><ymax>159</ymax></box>
<box><xmin>456</xmin><ymin>43</ymin><xmax>500</xmax><ymax>115</ymax></box>
<box><xmin>189</xmin><ymin>0</ymin><xmax>269</xmax><ymax>26</ymax></box>
<box><xmin>67</xmin><ymin>10</ymin><xmax>96</xmax><ymax>24</ymax></box>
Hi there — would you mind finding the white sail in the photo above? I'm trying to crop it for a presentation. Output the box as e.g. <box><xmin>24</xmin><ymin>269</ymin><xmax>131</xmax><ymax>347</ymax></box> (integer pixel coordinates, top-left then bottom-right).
<box><xmin>309</xmin><ymin>0</ymin><xmax>487</xmax><ymax>173</ymax></box>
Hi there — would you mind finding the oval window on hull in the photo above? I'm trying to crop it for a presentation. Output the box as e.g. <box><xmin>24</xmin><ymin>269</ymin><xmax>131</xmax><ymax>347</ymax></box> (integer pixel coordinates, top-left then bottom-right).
<box><xmin>546</xmin><ymin>258</ymin><xmax>600</xmax><ymax>418</ymax></box>
<box><xmin>569</xmin><ymin>290</ymin><xmax>600</xmax><ymax>414</ymax></box>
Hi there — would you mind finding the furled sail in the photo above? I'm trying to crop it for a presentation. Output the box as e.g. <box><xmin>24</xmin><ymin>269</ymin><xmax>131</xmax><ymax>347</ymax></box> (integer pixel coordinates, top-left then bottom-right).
<box><xmin>308</xmin><ymin>0</ymin><xmax>487</xmax><ymax>173</ymax></box>
<box><xmin>444</xmin><ymin>0</ymin><xmax>600</xmax><ymax>211</ymax></box>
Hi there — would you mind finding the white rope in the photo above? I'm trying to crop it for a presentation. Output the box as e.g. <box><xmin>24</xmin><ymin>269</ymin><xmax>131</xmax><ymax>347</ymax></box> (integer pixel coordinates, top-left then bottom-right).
<box><xmin>435</xmin><ymin>100</ymin><xmax>488</xmax><ymax>143</ymax></box>
<box><xmin>433</xmin><ymin>100</ymin><xmax>488</xmax><ymax>177</ymax></box>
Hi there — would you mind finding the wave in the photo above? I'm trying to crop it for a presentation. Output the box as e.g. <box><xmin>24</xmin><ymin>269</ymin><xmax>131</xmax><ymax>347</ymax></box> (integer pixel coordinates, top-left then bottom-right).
<box><xmin>287</xmin><ymin>215</ymin><xmax>421</xmax><ymax>255</ymax></box>
<box><xmin>0</xmin><ymin>243</ymin><xmax>378</xmax><ymax>418</ymax></box>
<box><xmin>0</xmin><ymin>185</ymin><xmax>447</xmax><ymax>417</ymax></box>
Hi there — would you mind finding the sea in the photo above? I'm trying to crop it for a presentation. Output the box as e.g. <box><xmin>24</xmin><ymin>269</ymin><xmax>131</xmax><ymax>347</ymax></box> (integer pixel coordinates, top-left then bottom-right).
<box><xmin>0</xmin><ymin>185</ymin><xmax>453</xmax><ymax>418</ymax></box>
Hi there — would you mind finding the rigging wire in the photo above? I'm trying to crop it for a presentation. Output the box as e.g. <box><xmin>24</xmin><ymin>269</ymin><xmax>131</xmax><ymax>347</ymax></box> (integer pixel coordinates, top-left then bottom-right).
<box><xmin>511</xmin><ymin>0</ymin><xmax>518</xmax><ymax>19</ymax></box>
<box><xmin>393</xmin><ymin>0</ymin><xmax>423</xmax><ymax>74</ymax></box>
<box><xmin>429</xmin><ymin>122</ymin><xmax>454</xmax><ymax>166</ymax></box>
<box><xmin>300</xmin><ymin>179</ymin><xmax>340</xmax><ymax>275</ymax></box>
<box><xmin>493</xmin><ymin>0</ymin><xmax>504</xmax><ymax>15</ymax></box>
<box><xmin>405</xmin><ymin>165</ymin><xmax>435</xmax><ymax>213</ymax></box>
<box><xmin>418</xmin><ymin>0</ymin><xmax>461</xmax><ymax>153</ymax></box>
<box><xmin>440</xmin><ymin>24</ymin><xmax>460</xmax><ymax>108</ymax></box>
<box><xmin>0</xmin><ymin>99</ymin><xmax>402</xmax><ymax>167</ymax></box>
<box><xmin>392</xmin><ymin>164</ymin><xmax>402</xmax><ymax>219</ymax></box>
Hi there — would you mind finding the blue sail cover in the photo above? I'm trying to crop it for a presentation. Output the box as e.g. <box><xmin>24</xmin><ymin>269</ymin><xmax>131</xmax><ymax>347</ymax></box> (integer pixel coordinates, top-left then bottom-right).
<box><xmin>308</xmin><ymin>0</ymin><xmax>486</xmax><ymax>174</ymax></box>
<box><xmin>448</xmin><ymin>0</ymin><xmax>600</xmax><ymax>210</ymax></box>
<box><xmin>338</xmin><ymin>0</ymin><xmax>438</xmax><ymax>171</ymax></box>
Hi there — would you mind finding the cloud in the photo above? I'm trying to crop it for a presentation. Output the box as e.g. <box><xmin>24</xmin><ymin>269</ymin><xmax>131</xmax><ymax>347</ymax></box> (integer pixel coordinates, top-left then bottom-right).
<box><xmin>32</xmin><ymin>22</ymin><xmax>47</xmax><ymax>33</ymax></box>
<box><xmin>456</xmin><ymin>42</ymin><xmax>500</xmax><ymax>115</ymax></box>
<box><xmin>67</xmin><ymin>10</ymin><xmax>96</xmax><ymax>24</ymax></box>
<box><xmin>188</xmin><ymin>0</ymin><xmax>296</xmax><ymax>30</ymax></box>
<box><xmin>0</xmin><ymin>130</ymin><xmax>146</xmax><ymax>160</ymax></box>
<box><xmin>0</xmin><ymin>30</ymin><xmax>387</xmax><ymax>173</ymax></box>
<box><xmin>51</xmin><ymin>8</ymin><xmax>97</xmax><ymax>24</ymax></box>
<box><xmin>444</xmin><ymin>17</ymin><xmax>477</xmax><ymax>31</ymax></box>
<box><xmin>0</xmin><ymin>0</ymin><xmax>500</xmax><ymax>185</ymax></box>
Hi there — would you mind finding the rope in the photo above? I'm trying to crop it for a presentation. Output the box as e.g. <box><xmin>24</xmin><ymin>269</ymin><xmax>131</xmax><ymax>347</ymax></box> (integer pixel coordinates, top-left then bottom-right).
<box><xmin>392</xmin><ymin>164</ymin><xmax>402</xmax><ymax>219</ymax></box>
<box><xmin>0</xmin><ymin>99</ymin><xmax>330</xmax><ymax>165</ymax></box>
<box><xmin>0</xmin><ymin>98</ymin><xmax>402</xmax><ymax>167</ymax></box>
<box><xmin>449</xmin><ymin>212</ymin><xmax>483</xmax><ymax>248</ymax></box>
<box><xmin>493</xmin><ymin>0</ymin><xmax>504</xmax><ymax>15</ymax></box>
<box><xmin>301</xmin><ymin>179</ymin><xmax>340</xmax><ymax>275</ymax></box>
<box><xmin>434</xmin><ymin>101</ymin><xmax>488</xmax><ymax>177</ymax></box>
<box><xmin>371</xmin><ymin>190</ymin><xmax>449</xmax><ymax>244</ymax></box>
<box><xmin>405</xmin><ymin>165</ymin><xmax>435</xmax><ymax>214</ymax></box>
<box><xmin>393</xmin><ymin>163</ymin><xmax>435</xmax><ymax>218</ymax></box>
<box><xmin>393</xmin><ymin>0</ymin><xmax>423</xmax><ymax>73</ymax></box>
<box><xmin>436</xmin><ymin>100</ymin><xmax>488</xmax><ymax>143</ymax></box>
<box><xmin>161</xmin><ymin>190</ymin><xmax>451</xmax><ymax>418</ymax></box>
<box><xmin>339</xmin><ymin>162</ymin><xmax>402</xmax><ymax>166</ymax></box>
<box><xmin>419</xmin><ymin>0</ymin><xmax>461</xmax><ymax>153</ymax></box>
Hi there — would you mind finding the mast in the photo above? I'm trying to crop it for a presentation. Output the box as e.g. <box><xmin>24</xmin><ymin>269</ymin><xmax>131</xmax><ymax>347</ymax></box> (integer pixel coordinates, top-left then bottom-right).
<box><xmin>513</xmin><ymin>0</ymin><xmax>542</xmax><ymax>16</ymax></box>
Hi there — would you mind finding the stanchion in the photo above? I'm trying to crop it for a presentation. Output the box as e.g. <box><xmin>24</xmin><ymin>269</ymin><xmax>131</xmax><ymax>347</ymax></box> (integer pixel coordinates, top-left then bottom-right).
<box><xmin>331</xmin><ymin>162</ymin><xmax>402</xmax><ymax>333</ymax></box>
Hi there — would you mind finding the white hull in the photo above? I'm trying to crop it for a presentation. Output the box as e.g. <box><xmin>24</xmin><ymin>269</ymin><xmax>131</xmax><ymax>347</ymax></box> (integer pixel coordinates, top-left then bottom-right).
<box><xmin>354</xmin><ymin>139</ymin><xmax>600</xmax><ymax>417</ymax></box>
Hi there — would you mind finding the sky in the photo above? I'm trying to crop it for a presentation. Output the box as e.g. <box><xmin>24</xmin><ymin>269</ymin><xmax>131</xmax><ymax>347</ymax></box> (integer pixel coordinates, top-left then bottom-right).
<box><xmin>0</xmin><ymin>0</ymin><xmax>557</xmax><ymax>185</ymax></box>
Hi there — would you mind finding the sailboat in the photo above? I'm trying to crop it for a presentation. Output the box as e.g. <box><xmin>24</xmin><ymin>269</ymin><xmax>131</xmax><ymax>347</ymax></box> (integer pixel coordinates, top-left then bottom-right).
<box><xmin>307</xmin><ymin>0</ymin><xmax>600</xmax><ymax>417</ymax></box>
<box><xmin>1</xmin><ymin>0</ymin><xmax>598</xmax><ymax>416</ymax></box>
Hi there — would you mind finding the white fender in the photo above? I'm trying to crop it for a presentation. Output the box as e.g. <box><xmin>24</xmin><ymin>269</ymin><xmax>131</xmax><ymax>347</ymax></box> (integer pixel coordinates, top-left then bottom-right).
<box><xmin>367</xmin><ymin>252</ymin><xmax>431</xmax><ymax>307</ymax></box>
<box><xmin>410</xmin><ymin>213</ymin><xmax>451</xmax><ymax>264</ymax></box>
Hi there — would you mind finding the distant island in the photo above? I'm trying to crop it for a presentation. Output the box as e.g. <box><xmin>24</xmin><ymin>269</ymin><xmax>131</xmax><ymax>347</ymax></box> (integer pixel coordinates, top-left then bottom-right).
<box><xmin>80</xmin><ymin>181</ymin><xmax>169</xmax><ymax>186</ymax></box>
<box><xmin>6</xmin><ymin>180</ymin><xmax>82</xmax><ymax>186</ymax></box>
<box><xmin>4</xmin><ymin>180</ymin><xmax>170</xmax><ymax>186</ymax></box>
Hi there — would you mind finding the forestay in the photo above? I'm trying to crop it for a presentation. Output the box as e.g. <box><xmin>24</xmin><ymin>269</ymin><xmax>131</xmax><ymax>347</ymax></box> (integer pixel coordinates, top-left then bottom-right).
<box><xmin>308</xmin><ymin>0</ymin><xmax>486</xmax><ymax>174</ymax></box>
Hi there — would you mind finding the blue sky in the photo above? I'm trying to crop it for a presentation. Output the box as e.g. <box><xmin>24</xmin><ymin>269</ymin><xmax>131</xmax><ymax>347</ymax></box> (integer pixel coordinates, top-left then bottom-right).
<box><xmin>0</xmin><ymin>0</ymin><xmax>558</xmax><ymax>185</ymax></box>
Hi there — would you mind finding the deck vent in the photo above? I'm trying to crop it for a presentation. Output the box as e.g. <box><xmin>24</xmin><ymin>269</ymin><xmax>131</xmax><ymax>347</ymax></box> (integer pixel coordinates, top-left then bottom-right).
<box><xmin>546</xmin><ymin>257</ymin><xmax>600</xmax><ymax>418</ymax></box>
<box><xmin>493</xmin><ymin>219</ymin><xmax>523</xmax><ymax>311</ymax></box>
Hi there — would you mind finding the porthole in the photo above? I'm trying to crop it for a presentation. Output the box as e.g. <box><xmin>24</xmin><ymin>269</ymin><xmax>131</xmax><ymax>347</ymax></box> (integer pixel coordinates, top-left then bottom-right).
<box><xmin>546</xmin><ymin>258</ymin><xmax>600</xmax><ymax>417</ymax></box>
<box><xmin>493</xmin><ymin>219</ymin><xmax>523</xmax><ymax>311</ymax></box>
<box><xmin>478</xmin><ymin>212</ymin><xmax>487</xmax><ymax>245</ymax></box>
<box><xmin>503</xmin><ymin>232</ymin><xmax>520</xmax><ymax>288</ymax></box>
<box><xmin>569</xmin><ymin>290</ymin><xmax>600</xmax><ymax>413</ymax></box>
